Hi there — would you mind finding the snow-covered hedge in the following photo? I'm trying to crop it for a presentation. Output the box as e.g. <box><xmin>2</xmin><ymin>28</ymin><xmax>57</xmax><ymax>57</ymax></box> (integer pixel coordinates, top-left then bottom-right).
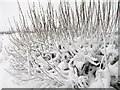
<box><xmin>6</xmin><ymin>1</ymin><xmax>119</xmax><ymax>89</ymax></box>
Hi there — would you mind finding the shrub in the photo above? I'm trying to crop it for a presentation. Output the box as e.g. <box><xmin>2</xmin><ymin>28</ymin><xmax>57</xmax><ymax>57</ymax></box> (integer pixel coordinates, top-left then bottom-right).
<box><xmin>6</xmin><ymin>1</ymin><xmax>119</xmax><ymax>88</ymax></box>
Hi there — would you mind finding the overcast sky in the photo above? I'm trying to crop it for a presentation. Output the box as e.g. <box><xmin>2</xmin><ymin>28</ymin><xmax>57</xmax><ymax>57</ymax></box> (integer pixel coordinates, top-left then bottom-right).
<box><xmin>0</xmin><ymin>0</ymin><xmax>118</xmax><ymax>32</ymax></box>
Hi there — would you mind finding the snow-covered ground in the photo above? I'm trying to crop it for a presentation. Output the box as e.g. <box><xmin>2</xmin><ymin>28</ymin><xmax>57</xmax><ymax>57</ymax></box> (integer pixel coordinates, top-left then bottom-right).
<box><xmin>0</xmin><ymin>33</ymin><xmax>119</xmax><ymax>89</ymax></box>
<box><xmin>0</xmin><ymin>34</ymin><xmax>19</xmax><ymax>88</ymax></box>
<box><xmin>0</xmin><ymin>34</ymin><xmax>28</xmax><ymax>88</ymax></box>
<box><xmin>0</xmin><ymin>34</ymin><xmax>50</xmax><ymax>88</ymax></box>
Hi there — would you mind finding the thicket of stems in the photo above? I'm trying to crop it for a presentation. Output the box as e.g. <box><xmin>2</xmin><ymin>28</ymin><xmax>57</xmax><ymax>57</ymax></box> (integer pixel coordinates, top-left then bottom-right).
<box><xmin>7</xmin><ymin>0</ymin><xmax>118</xmax><ymax>88</ymax></box>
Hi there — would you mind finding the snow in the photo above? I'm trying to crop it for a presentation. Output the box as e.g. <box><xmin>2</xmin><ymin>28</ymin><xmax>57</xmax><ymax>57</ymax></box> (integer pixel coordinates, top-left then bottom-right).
<box><xmin>0</xmin><ymin>34</ymin><xmax>26</xmax><ymax>88</ymax></box>
<box><xmin>0</xmin><ymin>34</ymin><xmax>58</xmax><ymax>88</ymax></box>
<box><xmin>0</xmin><ymin>33</ymin><xmax>119</xmax><ymax>88</ymax></box>
<box><xmin>0</xmin><ymin>60</ymin><xmax>20</xmax><ymax>88</ymax></box>
<box><xmin>0</xmin><ymin>35</ymin><xmax>18</xmax><ymax>88</ymax></box>
<box><xmin>0</xmin><ymin>1</ymin><xmax>119</xmax><ymax>88</ymax></box>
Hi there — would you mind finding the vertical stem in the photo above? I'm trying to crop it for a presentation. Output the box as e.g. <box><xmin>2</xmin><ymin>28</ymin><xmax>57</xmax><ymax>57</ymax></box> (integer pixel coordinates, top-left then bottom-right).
<box><xmin>102</xmin><ymin>30</ymin><xmax>109</xmax><ymax>69</ymax></box>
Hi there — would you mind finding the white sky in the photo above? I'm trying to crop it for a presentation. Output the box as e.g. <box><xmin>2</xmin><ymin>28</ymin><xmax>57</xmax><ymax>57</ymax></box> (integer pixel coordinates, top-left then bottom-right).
<box><xmin>0</xmin><ymin>0</ymin><xmax>118</xmax><ymax>32</ymax></box>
